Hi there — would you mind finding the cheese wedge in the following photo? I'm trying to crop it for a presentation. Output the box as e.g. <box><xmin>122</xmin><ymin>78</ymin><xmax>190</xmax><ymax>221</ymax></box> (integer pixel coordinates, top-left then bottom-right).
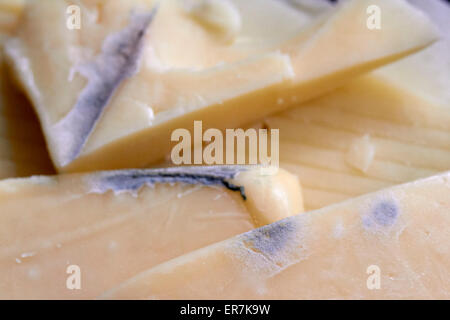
<box><xmin>4</xmin><ymin>0</ymin><xmax>438</xmax><ymax>172</ymax></box>
<box><xmin>0</xmin><ymin>166</ymin><xmax>302</xmax><ymax>299</ymax></box>
<box><xmin>265</xmin><ymin>0</ymin><xmax>450</xmax><ymax>211</ymax></box>
<box><xmin>102</xmin><ymin>171</ymin><xmax>450</xmax><ymax>300</ymax></box>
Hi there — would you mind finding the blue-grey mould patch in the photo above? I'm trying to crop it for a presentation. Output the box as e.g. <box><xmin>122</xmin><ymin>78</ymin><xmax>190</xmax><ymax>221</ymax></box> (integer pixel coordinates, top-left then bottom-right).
<box><xmin>372</xmin><ymin>201</ymin><xmax>398</xmax><ymax>227</ymax></box>
<box><xmin>90</xmin><ymin>166</ymin><xmax>249</xmax><ymax>200</ymax></box>
<box><xmin>242</xmin><ymin>219</ymin><xmax>297</xmax><ymax>256</ymax></box>
<box><xmin>53</xmin><ymin>8</ymin><xmax>158</xmax><ymax>166</ymax></box>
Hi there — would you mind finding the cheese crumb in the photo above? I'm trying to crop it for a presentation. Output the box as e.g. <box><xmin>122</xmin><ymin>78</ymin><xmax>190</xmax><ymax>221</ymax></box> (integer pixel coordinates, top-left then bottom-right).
<box><xmin>345</xmin><ymin>134</ymin><xmax>376</xmax><ymax>173</ymax></box>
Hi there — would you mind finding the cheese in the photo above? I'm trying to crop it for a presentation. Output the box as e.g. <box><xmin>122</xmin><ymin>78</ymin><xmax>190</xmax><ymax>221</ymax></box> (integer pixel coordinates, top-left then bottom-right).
<box><xmin>0</xmin><ymin>10</ymin><xmax>17</xmax><ymax>34</ymax></box>
<box><xmin>182</xmin><ymin>0</ymin><xmax>242</xmax><ymax>42</ymax></box>
<box><xmin>264</xmin><ymin>0</ymin><xmax>450</xmax><ymax>211</ymax></box>
<box><xmin>0</xmin><ymin>1</ymin><xmax>52</xmax><ymax>179</ymax></box>
<box><xmin>375</xmin><ymin>0</ymin><xmax>450</xmax><ymax>109</ymax></box>
<box><xmin>4</xmin><ymin>0</ymin><xmax>438</xmax><ymax>172</ymax></box>
<box><xmin>0</xmin><ymin>166</ymin><xmax>302</xmax><ymax>299</ymax></box>
<box><xmin>0</xmin><ymin>52</ymin><xmax>55</xmax><ymax>179</ymax></box>
<box><xmin>0</xmin><ymin>0</ymin><xmax>22</xmax><ymax>34</ymax></box>
<box><xmin>345</xmin><ymin>134</ymin><xmax>376</xmax><ymax>173</ymax></box>
<box><xmin>0</xmin><ymin>0</ymin><xmax>24</xmax><ymax>15</ymax></box>
<box><xmin>102</xmin><ymin>171</ymin><xmax>450</xmax><ymax>300</ymax></box>
<box><xmin>283</xmin><ymin>0</ymin><xmax>333</xmax><ymax>16</ymax></box>
<box><xmin>266</xmin><ymin>81</ymin><xmax>450</xmax><ymax>211</ymax></box>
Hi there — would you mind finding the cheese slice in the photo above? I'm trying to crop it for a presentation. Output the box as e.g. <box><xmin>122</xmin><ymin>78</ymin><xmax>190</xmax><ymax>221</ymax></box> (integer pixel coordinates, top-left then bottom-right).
<box><xmin>4</xmin><ymin>0</ymin><xmax>438</xmax><ymax>172</ymax></box>
<box><xmin>265</xmin><ymin>0</ymin><xmax>450</xmax><ymax>211</ymax></box>
<box><xmin>0</xmin><ymin>166</ymin><xmax>302</xmax><ymax>299</ymax></box>
<box><xmin>102</xmin><ymin>171</ymin><xmax>450</xmax><ymax>300</ymax></box>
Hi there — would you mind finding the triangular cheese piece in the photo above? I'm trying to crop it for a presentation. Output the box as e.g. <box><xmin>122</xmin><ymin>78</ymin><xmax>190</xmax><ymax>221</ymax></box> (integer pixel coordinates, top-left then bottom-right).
<box><xmin>103</xmin><ymin>171</ymin><xmax>450</xmax><ymax>299</ymax></box>
<box><xmin>0</xmin><ymin>166</ymin><xmax>302</xmax><ymax>299</ymax></box>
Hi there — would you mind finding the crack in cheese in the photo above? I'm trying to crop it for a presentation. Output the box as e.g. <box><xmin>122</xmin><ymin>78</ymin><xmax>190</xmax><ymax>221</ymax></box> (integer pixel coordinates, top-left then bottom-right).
<box><xmin>4</xmin><ymin>0</ymin><xmax>439</xmax><ymax>172</ymax></box>
<box><xmin>102</xmin><ymin>171</ymin><xmax>450</xmax><ymax>299</ymax></box>
<box><xmin>0</xmin><ymin>166</ymin><xmax>303</xmax><ymax>299</ymax></box>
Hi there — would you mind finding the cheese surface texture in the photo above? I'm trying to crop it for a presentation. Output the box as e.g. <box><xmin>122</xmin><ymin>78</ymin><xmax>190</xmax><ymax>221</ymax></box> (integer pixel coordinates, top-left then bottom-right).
<box><xmin>0</xmin><ymin>166</ymin><xmax>302</xmax><ymax>299</ymax></box>
<box><xmin>0</xmin><ymin>2</ymin><xmax>55</xmax><ymax>179</ymax></box>
<box><xmin>266</xmin><ymin>78</ymin><xmax>450</xmax><ymax>211</ymax></box>
<box><xmin>103</xmin><ymin>171</ymin><xmax>450</xmax><ymax>299</ymax></box>
<box><xmin>265</xmin><ymin>0</ymin><xmax>450</xmax><ymax>211</ymax></box>
<box><xmin>0</xmin><ymin>0</ymin><xmax>22</xmax><ymax>34</ymax></box>
<box><xmin>0</xmin><ymin>52</ymin><xmax>55</xmax><ymax>179</ymax></box>
<box><xmin>4</xmin><ymin>0</ymin><xmax>438</xmax><ymax>172</ymax></box>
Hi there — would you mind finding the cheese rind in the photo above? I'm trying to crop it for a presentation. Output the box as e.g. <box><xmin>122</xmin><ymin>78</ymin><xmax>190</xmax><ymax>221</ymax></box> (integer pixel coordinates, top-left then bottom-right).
<box><xmin>4</xmin><ymin>0</ymin><xmax>439</xmax><ymax>172</ymax></box>
<box><xmin>0</xmin><ymin>166</ymin><xmax>302</xmax><ymax>299</ymax></box>
<box><xmin>102</xmin><ymin>171</ymin><xmax>450</xmax><ymax>300</ymax></box>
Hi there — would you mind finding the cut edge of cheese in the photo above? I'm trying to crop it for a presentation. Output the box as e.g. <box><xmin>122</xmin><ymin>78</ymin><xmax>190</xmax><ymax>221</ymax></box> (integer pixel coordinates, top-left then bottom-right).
<box><xmin>4</xmin><ymin>0</ymin><xmax>440</xmax><ymax>172</ymax></box>
<box><xmin>101</xmin><ymin>170</ymin><xmax>450</xmax><ymax>299</ymax></box>
<box><xmin>0</xmin><ymin>165</ymin><xmax>303</xmax><ymax>299</ymax></box>
<box><xmin>0</xmin><ymin>45</ymin><xmax>55</xmax><ymax>179</ymax></box>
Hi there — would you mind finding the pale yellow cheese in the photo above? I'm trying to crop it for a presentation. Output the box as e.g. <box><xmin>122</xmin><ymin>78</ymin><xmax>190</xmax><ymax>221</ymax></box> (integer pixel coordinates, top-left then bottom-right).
<box><xmin>182</xmin><ymin>0</ymin><xmax>242</xmax><ymax>42</ymax></box>
<box><xmin>0</xmin><ymin>10</ymin><xmax>17</xmax><ymax>33</ymax></box>
<box><xmin>0</xmin><ymin>166</ymin><xmax>302</xmax><ymax>299</ymax></box>
<box><xmin>266</xmin><ymin>80</ymin><xmax>450</xmax><ymax>211</ymax></box>
<box><xmin>0</xmin><ymin>0</ymin><xmax>24</xmax><ymax>15</ymax></box>
<box><xmin>102</xmin><ymin>171</ymin><xmax>450</xmax><ymax>300</ymax></box>
<box><xmin>376</xmin><ymin>0</ymin><xmax>450</xmax><ymax>110</ymax></box>
<box><xmin>265</xmin><ymin>0</ymin><xmax>450</xmax><ymax>211</ymax></box>
<box><xmin>0</xmin><ymin>51</ymin><xmax>55</xmax><ymax>179</ymax></box>
<box><xmin>0</xmin><ymin>0</ymin><xmax>22</xmax><ymax>35</ymax></box>
<box><xmin>4</xmin><ymin>0</ymin><xmax>438</xmax><ymax>172</ymax></box>
<box><xmin>345</xmin><ymin>134</ymin><xmax>376</xmax><ymax>173</ymax></box>
<box><xmin>0</xmin><ymin>2</ymin><xmax>53</xmax><ymax>179</ymax></box>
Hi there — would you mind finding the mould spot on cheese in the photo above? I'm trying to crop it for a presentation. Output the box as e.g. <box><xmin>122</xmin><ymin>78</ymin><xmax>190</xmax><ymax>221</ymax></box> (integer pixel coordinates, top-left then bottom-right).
<box><xmin>224</xmin><ymin>216</ymin><xmax>309</xmax><ymax>295</ymax></box>
<box><xmin>87</xmin><ymin>166</ymin><xmax>249</xmax><ymax>199</ymax></box>
<box><xmin>52</xmin><ymin>9</ymin><xmax>158</xmax><ymax>166</ymax></box>
<box><xmin>228</xmin><ymin>215</ymin><xmax>309</xmax><ymax>280</ymax></box>
<box><xmin>372</xmin><ymin>201</ymin><xmax>398</xmax><ymax>227</ymax></box>
<box><xmin>243</xmin><ymin>219</ymin><xmax>297</xmax><ymax>256</ymax></box>
<box><xmin>362</xmin><ymin>197</ymin><xmax>400</xmax><ymax>232</ymax></box>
